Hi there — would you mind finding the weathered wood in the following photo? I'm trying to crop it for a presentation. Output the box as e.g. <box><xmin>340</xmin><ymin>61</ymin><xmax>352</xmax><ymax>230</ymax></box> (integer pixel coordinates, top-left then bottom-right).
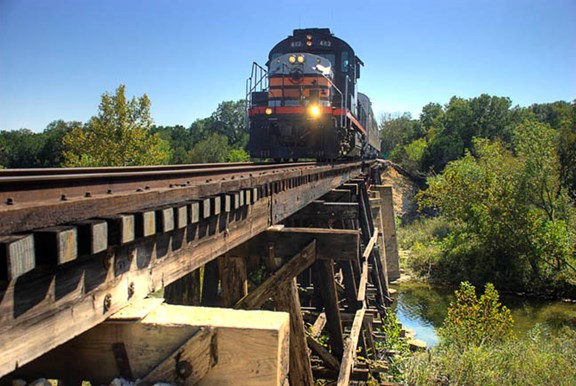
<box><xmin>234</xmin><ymin>240</ymin><xmax>316</xmax><ymax>310</ymax></box>
<box><xmin>76</xmin><ymin>219</ymin><xmax>108</xmax><ymax>256</ymax></box>
<box><xmin>314</xmin><ymin>259</ymin><xmax>344</xmax><ymax>358</ymax></box>
<box><xmin>219</xmin><ymin>256</ymin><xmax>248</xmax><ymax>307</ymax></box>
<box><xmin>337</xmin><ymin>306</ymin><xmax>366</xmax><ymax>386</ymax></box>
<box><xmin>16</xmin><ymin>305</ymin><xmax>289</xmax><ymax>386</ymax></box>
<box><xmin>356</xmin><ymin>260</ymin><xmax>369</xmax><ymax>304</ymax></box>
<box><xmin>142</xmin><ymin>327</ymin><xmax>217</xmax><ymax>384</ymax></box>
<box><xmin>165</xmin><ymin>269</ymin><xmax>202</xmax><ymax>306</ymax></box>
<box><xmin>0</xmin><ymin>234</ymin><xmax>35</xmax><ymax>281</ymax></box>
<box><xmin>108</xmin><ymin>297</ymin><xmax>165</xmax><ymax>322</ymax></box>
<box><xmin>306</xmin><ymin>335</ymin><xmax>340</xmax><ymax>371</ymax></box>
<box><xmin>310</xmin><ymin>311</ymin><xmax>327</xmax><ymax>338</ymax></box>
<box><xmin>156</xmin><ymin>207</ymin><xmax>175</xmax><ymax>233</ymax></box>
<box><xmin>372</xmin><ymin>185</ymin><xmax>400</xmax><ymax>281</ymax></box>
<box><xmin>34</xmin><ymin>226</ymin><xmax>77</xmax><ymax>265</ymax></box>
<box><xmin>0</xmin><ymin>164</ymin><xmax>360</xmax><ymax>377</ymax></box>
<box><xmin>201</xmin><ymin>198</ymin><xmax>211</xmax><ymax>219</ymax></box>
<box><xmin>189</xmin><ymin>201</ymin><xmax>201</xmax><ymax>224</ymax></box>
<box><xmin>231</xmin><ymin>226</ymin><xmax>359</xmax><ymax>262</ymax></box>
<box><xmin>135</xmin><ymin>209</ymin><xmax>156</xmax><ymax>237</ymax></box>
<box><xmin>104</xmin><ymin>214</ymin><xmax>135</xmax><ymax>246</ymax></box>
<box><xmin>201</xmin><ymin>259</ymin><xmax>220</xmax><ymax>307</ymax></box>
<box><xmin>175</xmin><ymin>203</ymin><xmax>188</xmax><ymax>229</ymax></box>
<box><xmin>290</xmin><ymin>201</ymin><xmax>359</xmax><ymax>223</ymax></box>
<box><xmin>321</xmin><ymin>189</ymin><xmax>353</xmax><ymax>202</ymax></box>
<box><xmin>275</xmin><ymin>278</ymin><xmax>315</xmax><ymax>386</ymax></box>
<box><xmin>227</xmin><ymin>192</ymin><xmax>240</xmax><ymax>210</ymax></box>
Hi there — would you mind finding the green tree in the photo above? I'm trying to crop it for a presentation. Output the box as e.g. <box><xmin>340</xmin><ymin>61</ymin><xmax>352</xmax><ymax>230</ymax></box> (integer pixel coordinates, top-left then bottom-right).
<box><xmin>0</xmin><ymin>129</ymin><xmax>46</xmax><ymax>168</ymax></box>
<box><xmin>440</xmin><ymin>282</ymin><xmax>514</xmax><ymax>351</ymax></box>
<box><xmin>379</xmin><ymin>112</ymin><xmax>423</xmax><ymax>157</ymax></box>
<box><xmin>39</xmin><ymin>120</ymin><xmax>80</xmax><ymax>167</ymax></box>
<box><xmin>63</xmin><ymin>85</ymin><xmax>169</xmax><ymax>167</ymax></box>
<box><xmin>185</xmin><ymin>133</ymin><xmax>230</xmax><ymax>163</ymax></box>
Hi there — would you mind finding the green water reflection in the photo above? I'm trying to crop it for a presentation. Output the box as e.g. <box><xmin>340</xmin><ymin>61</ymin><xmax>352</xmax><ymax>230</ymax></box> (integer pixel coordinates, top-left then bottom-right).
<box><xmin>391</xmin><ymin>281</ymin><xmax>576</xmax><ymax>347</ymax></box>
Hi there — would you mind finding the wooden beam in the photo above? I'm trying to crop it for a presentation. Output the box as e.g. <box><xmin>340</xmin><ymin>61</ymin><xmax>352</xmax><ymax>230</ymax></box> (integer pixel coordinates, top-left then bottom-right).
<box><xmin>275</xmin><ymin>278</ymin><xmax>315</xmax><ymax>386</ymax></box>
<box><xmin>314</xmin><ymin>260</ymin><xmax>344</xmax><ymax>358</ymax></box>
<box><xmin>310</xmin><ymin>311</ymin><xmax>327</xmax><ymax>338</ymax></box>
<box><xmin>219</xmin><ymin>256</ymin><xmax>248</xmax><ymax>307</ymax></box>
<box><xmin>234</xmin><ymin>240</ymin><xmax>316</xmax><ymax>310</ymax></box>
<box><xmin>231</xmin><ymin>226</ymin><xmax>359</xmax><ymax>262</ymax></box>
<box><xmin>0</xmin><ymin>234</ymin><xmax>35</xmax><ymax>281</ymax></box>
<box><xmin>76</xmin><ymin>219</ymin><xmax>108</xmax><ymax>256</ymax></box>
<box><xmin>34</xmin><ymin>226</ymin><xmax>77</xmax><ymax>265</ymax></box>
<box><xmin>307</xmin><ymin>335</ymin><xmax>340</xmax><ymax>371</ymax></box>
<box><xmin>372</xmin><ymin>185</ymin><xmax>400</xmax><ymax>281</ymax></box>
<box><xmin>337</xmin><ymin>306</ymin><xmax>366</xmax><ymax>386</ymax></box>
<box><xmin>15</xmin><ymin>304</ymin><xmax>290</xmax><ymax>386</ymax></box>
<box><xmin>164</xmin><ymin>269</ymin><xmax>201</xmax><ymax>306</ymax></box>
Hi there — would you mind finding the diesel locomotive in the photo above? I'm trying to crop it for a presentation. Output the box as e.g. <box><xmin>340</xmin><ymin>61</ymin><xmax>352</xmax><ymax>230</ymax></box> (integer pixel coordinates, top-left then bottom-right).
<box><xmin>246</xmin><ymin>28</ymin><xmax>381</xmax><ymax>161</ymax></box>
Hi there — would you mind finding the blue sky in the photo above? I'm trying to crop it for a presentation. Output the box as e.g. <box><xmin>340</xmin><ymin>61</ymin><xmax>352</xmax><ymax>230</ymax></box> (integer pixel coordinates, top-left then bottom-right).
<box><xmin>1</xmin><ymin>0</ymin><xmax>574</xmax><ymax>132</ymax></box>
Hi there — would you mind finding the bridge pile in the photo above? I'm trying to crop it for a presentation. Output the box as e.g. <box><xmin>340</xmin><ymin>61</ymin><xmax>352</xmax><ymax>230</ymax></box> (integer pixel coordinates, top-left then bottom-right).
<box><xmin>0</xmin><ymin>161</ymin><xmax>399</xmax><ymax>385</ymax></box>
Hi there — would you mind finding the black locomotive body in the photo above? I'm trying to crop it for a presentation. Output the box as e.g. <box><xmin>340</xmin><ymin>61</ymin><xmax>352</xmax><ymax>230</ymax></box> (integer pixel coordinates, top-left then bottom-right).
<box><xmin>246</xmin><ymin>28</ymin><xmax>380</xmax><ymax>161</ymax></box>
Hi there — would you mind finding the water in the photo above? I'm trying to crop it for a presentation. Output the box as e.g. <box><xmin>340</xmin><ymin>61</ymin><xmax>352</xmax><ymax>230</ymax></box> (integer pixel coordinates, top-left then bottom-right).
<box><xmin>391</xmin><ymin>281</ymin><xmax>576</xmax><ymax>347</ymax></box>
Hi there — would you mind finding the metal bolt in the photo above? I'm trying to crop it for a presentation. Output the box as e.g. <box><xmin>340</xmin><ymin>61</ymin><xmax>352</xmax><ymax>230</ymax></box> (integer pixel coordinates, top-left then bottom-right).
<box><xmin>145</xmin><ymin>185</ymin><xmax>150</xmax><ymax>190</ymax></box>
<box><xmin>128</xmin><ymin>282</ymin><xmax>135</xmax><ymax>298</ymax></box>
<box><xmin>136</xmin><ymin>188</ymin><xmax>143</xmax><ymax>192</ymax></box>
<box><xmin>6</xmin><ymin>198</ymin><xmax>14</xmax><ymax>205</ymax></box>
<box><xmin>176</xmin><ymin>360</ymin><xmax>193</xmax><ymax>379</ymax></box>
<box><xmin>84</xmin><ymin>192</ymin><xmax>92</xmax><ymax>198</ymax></box>
<box><xmin>107</xmin><ymin>189</ymin><xmax>113</xmax><ymax>194</ymax></box>
<box><xmin>169</xmin><ymin>184</ymin><xmax>174</xmax><ymax>188</ymax></box>
<box><xmin>61</xmin><ymin>194</ymin><xmax>68</xmax><ymax>201</ymax></box>
<box><xmin>103</xmin><ymin>294</ymin><xmax>112</xmax><ymax>312</ymax></box>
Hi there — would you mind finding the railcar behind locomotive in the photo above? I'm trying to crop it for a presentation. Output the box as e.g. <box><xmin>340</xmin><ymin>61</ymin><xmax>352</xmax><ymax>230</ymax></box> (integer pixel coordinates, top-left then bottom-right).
<box><xmin>246</xmin><ymin>28</ymin><xmax>380</xmax><ymax>161</ymax></box>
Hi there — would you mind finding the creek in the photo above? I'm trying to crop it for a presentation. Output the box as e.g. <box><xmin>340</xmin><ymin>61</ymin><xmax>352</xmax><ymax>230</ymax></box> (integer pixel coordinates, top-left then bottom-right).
<box><xmin>390</xmin><ymin>281</ymin><xmax>576</xmax><ymax>347</ymax></box>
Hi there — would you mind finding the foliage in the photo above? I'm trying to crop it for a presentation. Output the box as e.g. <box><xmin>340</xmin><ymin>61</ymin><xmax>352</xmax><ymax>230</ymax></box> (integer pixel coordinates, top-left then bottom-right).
<box><xmin>185</xmin><ymin>133</ymin><xmax>230</xmax><ymax>163</ymax></box>
<box><xmin>439</xmin><ymin>282</ymin><xmax>514</xmax><ymax>351</ymax></box>
<box><xmin>379</xmin><ymin>112</ymin><xmax>423</xmax><ymax>157</ymax></box>
<box><xmin>63</xmin><ymin>84</ymin><xmax>170</xmax><ymax>167</ymax></box>
<box><xmin>407</xmin><ymin>325</ymin><xmax>576</xmax><ymax>386</ymax></box>
<box><xmin>418</xmin><ymin>126</ymin><xmax>576</xmax><ymax>294</ymax></box>
<box><xmin>375</xmin><ymin>309</ymin><xmax>411</xmax><ymax>384</ymax></box>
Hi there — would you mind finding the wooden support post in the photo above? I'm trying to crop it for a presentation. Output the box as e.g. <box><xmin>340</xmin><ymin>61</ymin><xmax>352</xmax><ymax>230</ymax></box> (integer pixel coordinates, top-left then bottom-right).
<box><xmin>219</xmin><ymin>256</ymin><xmax>248</xmax><ymax>307</ymax></box>
<box><xmin>234</xmin><ymin>240</ymin><xmax>316</xmax><ymax>310</ymax></box>
<box><xmin>314</xmin><ymin>259</ymin><xmax>344</xmax><ymax>358</ymax></box>
<box><xmin>164</xmin><ymin>269</ymin><xmax>201</xmax><ymax>306</ymax></box>
<box><xmin>201</xmin><ymin>259</ymin><xmax>220</xmax><ymax>307</ymax></box>
<box><xmin>337</xmin><ymin>306</ymin><xmax>366</xmax><ymax>386</ymax></box>
<box><xmin>275</xmin><ymin>278</ymin><xmax>315</xmax><ymax>386</ymax></box>
<box><xmin>307</xmin><ymin>335</ymin><xmax>340</xmax><ymax>371</ymax></box>
<box><xmin>16</xmin><ymin>302</ymin><xmax>290</xmax><ymax>386</ymax></box>
<box><xmin>372</xmin><ymin>185</ymin><xmax>400</xmax><ymax>281</ymax></box>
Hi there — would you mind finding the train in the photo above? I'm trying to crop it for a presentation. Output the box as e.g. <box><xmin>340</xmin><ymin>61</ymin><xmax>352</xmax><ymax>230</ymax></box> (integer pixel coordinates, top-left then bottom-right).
<box><xmin>246</xmin><ymin>28</ymin><xmax>381</xmax><ymax>161</ymax></box>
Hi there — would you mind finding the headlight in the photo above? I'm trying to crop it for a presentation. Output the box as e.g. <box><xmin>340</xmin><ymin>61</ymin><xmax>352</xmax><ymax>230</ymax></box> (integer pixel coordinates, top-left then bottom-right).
<box><xmin>297</xmin><ymin>55</ymin><xmax>305</xmax><ymax>63</ymax></box>
<box><xmin>265</xmin><ymin>107</ymin><xmax>273</xmax><ymax>115</ymax></box>
<box><xmin>308</xmin><ymin>104</ymin><xmax>321</xmax><ymax>118</ymax></box>
<box><xmin>288</xmin><ymin>55</ymin><xmax>296</xmax><ymax>64</ymax></box>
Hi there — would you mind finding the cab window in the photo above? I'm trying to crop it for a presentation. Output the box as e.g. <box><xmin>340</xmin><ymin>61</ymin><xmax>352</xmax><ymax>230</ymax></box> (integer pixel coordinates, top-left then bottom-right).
<box><xmin>341</xmin><ymin>51</ymin><xmax>349</xmax><ymax>73</ymax></box>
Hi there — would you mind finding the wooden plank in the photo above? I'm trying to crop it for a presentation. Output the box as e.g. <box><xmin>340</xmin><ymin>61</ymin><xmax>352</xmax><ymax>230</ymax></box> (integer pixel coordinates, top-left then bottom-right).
<box><xmin>0</xmin><ymin>234</ymin><xmax>35</xmax><ymax>281</ymax></box>
<box><xmin>16</xmin><ymin>305</ymin><xmax>289</xmax><ymax>386</ymax></box>
<box><xmin>314</xmin><ymin>259</ymin><xmax>344</xmax><ymax>358</ymax></box>
<box><xmin>211</xmin><ymin>196</ymin><xmax>221</xmax><ymax>216</ymax></box>
<box><xmin>104</xmin><ymin>214</ymin><xmax>135</xmax><ymax>246</ymax></box>
<box><xmin>175</xmin><ymin>204</ymin><xmax>188</xmax><ymax>229</ymax></box>
<box><xmin>310</xmin><ymin>311</ymin><xmax>327</xmax><ymax>338</ymax></box>
<box><xmin>77</xmin><ymin>219</ymin><xmax>108</xmax><ymax>256</ymax></box>
<box><xmin>234</xmin><ymin>240</ymin><xmax>316</xmax><ymax>310</ymax></box>
<box><xmin>290</xmin><ymin>201</ymin><xmax>359</xmax><ymax>223</ymax></box>
<box><xmin>356</xmin><ymin>260</ymin><xmax>369</xmax><ymax>304</ymax></box>
<box><xmin>189</xmin><ymin>201</ymin><xmax>201</xmax><ymax>224</ymax></box>
<box><xmin>108</xmin><ymin>297</ymin><xmax>165</xmax><ymax>322</ymax></box>
<box><xmin>232</xmin><ymin>226</ymin><xmax>359</xmax><ymax>262</ymax></box>
<box><xmin>337</xmin><ymin>306</ymin><xmax>366</xmax><ymax>386</ymax></box>
<box><xmin>228</xmin><ymin>192</ymin><xmax>240</xmax><ymax>210</ymax></box>
<box><xmin>34</xmin><ymin>226</ymin><xmax>77</xmax><ymax>265</ymax></box>
<box><xmin>222</xmin><ymin>194</ymin><xmax>232</xmax><ymax>213</ymax></box>
<box><xmin>362</xmin><ymin>227</ymin><xmax>378</xmax><ymax>260</ymax></box>
<box><xmin>135</xmin><ymin>209</ymin><xmax>156</xmax><ymax>237</ymax></box>
<box><xmin>142</xmin><ymin>327</ymin><xmax>217</xmax><ymax>384</ymax></box>
<box><xmin>275</xmin><ymin>278</ymin><xmax>315</xmax><ymax>386</ymax></box>
<box><xmin>201</xmin><ymin>198</ymin><xmax>211</xmax><ymax>219</ymax></box>
<box><xmin>156</xmin><ymin>207</ymin><xmax>175</xmax><ymax>233</ymax></box>
<box><xmin>321</xmin><ymin>189</ymin><xmax>353</xmax><ymax>202</ymax></box>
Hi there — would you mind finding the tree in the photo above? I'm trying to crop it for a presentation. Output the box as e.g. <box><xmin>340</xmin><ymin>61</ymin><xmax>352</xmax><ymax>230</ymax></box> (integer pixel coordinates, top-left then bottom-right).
<box><xmin>39</xmin><ymin>120</ymin><xmax>80</xmax><ymax>167</ymax></box>
<box><xmin>63</xmin><ymin>85</ymin><xmax>170</xmax><ymax>167</ymax></box>
<box><xmin>379</xmin><ymin>112</ymin><xmax>423</xmax><ymax>157</ymax></box>
<box><xmin>0</xmin><ymin>129</ymin><xmax>46</xmax><ymax>168</ymax></box>
<box><xmin>185</xmin><ymin>133</ymin><xmax>230</xmax><ymax>163</ymax></box>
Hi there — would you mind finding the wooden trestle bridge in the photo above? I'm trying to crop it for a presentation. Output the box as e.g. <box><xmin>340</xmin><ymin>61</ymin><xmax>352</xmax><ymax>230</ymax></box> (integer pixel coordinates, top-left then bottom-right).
<box><xmin>0</xmin><ymin>160</ymin><xmax>400</xmax><ymax>385</ymax></box>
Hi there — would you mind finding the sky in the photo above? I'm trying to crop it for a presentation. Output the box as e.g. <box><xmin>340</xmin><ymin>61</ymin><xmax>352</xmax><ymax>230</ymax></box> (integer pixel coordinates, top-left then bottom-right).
<box><xmin>0</xmin><ymin>0</ymin><xmax>574</xmax><ymax>132</ymax></box>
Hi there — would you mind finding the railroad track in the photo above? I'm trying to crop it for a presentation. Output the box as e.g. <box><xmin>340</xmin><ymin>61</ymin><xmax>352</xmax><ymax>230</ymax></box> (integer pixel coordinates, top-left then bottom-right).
<box><xmin>0</xmin><ymin>161</ymin><xmax>357</xmax><ymax>235</ymax></box>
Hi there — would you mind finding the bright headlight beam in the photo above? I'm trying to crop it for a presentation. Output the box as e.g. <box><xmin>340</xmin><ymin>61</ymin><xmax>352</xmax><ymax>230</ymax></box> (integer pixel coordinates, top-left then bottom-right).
<box><xmin>309</xmin><ymin>104</ymin><xmax>321</xmax><ymax>118</ymax></box>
